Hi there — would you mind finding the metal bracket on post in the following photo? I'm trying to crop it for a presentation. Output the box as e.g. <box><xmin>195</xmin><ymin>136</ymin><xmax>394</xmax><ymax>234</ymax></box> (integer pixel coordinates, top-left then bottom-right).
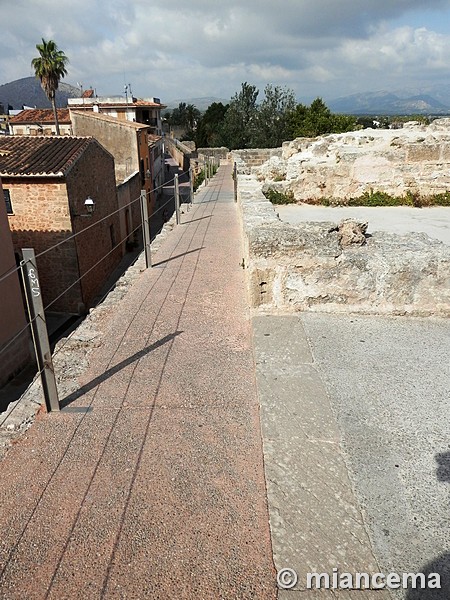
<box><xmin>233</xmin><ymin>162</ymin><xmax>238</xmax><ymax>203</ymax></box>
<box><xmin>140</xmin><ymin>189</ymin><xmax>152</xmax><ymax>268</ymax></box>
<box><xmin>189</xmin><ymin>166</ymin><xmax>194</xmax><ymax>208</ymax></box>
<box><xmin>174</xmin><ymin>174</ymin><xmax>180</xmax><ymax>225</ymax></box>
<box><xmin>21</xmin><ymin>248</ymin><xmax>60</xmax><ymax>412</ymax></box>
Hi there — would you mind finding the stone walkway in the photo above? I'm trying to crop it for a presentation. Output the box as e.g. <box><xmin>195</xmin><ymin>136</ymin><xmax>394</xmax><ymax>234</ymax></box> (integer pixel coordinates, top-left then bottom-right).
<box><xmin>0</xmin><ymin>164</ymin><xmax>275</xmax><ymax>599</ymax></box>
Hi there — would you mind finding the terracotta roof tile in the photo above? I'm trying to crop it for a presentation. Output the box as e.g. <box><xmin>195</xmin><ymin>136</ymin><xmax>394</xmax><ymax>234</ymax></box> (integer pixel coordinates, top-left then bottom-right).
<box><xmin>9</xmin><ymin>109</ymin><xmax>71</xmax><ymax>125</ymax></box>
<box><xmin>70</xmin><ymin>99</ymin><xmax>166</xmax><ymax>109</ymax></box>
<box><xmin>0</xmin><ymin>136</ymin><xmax>93</xmax><ymax>177</ymax></box>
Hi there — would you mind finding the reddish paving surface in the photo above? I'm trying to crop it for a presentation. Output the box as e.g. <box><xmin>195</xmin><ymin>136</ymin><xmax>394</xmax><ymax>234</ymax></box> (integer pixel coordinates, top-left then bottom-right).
<box><xmin>0</xmin><ymin>164</ymin><xmax>276</xmax><ymax>599</ymax></box>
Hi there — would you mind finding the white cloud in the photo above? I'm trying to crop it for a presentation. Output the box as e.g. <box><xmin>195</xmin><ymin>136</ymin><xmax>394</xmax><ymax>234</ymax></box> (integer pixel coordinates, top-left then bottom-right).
<box><xmin>2</xmin><ymin>0</ymin><xmax>450</xmax><ymax>103</ymax></box>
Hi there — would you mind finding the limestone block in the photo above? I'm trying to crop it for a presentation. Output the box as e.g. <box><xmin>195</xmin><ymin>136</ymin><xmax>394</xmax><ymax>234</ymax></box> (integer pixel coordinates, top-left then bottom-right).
<box><xmin>406</xmin><ymin>144</ymin><xmax>440</xmax><ymax>162</ymax></box>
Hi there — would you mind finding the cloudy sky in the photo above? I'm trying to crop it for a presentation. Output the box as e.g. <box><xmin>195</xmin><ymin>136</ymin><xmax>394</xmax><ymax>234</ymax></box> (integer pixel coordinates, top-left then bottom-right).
<box><xmin>3</xmin><ymin>0</ymin><xmax>450</xmax><ymax>104</ymax></box>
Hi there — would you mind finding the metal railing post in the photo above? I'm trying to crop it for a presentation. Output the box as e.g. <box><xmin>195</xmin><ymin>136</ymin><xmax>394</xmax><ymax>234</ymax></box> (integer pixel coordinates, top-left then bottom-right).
<box><xmin>140</xmin><ymin>189</ymin><xmax>151</xmax><ymax>268</ymax></box>
<box><xmin>175</xmin><ymin>174</ymin><xmax>180</xmax><ymax>224</ymax></box>
<box><xmin>21</xmin><ymin>248</ymin><xmax>60</xmax><ymax>412</ymax></box>
<box><xmin>189</xmin><ymin>166</ymin><xmax>194</xmax><ymax>207</ymax></box>
<box><xmin>233</xmin><ymin>162</ymin><xmax>238</xmax><ymax>202</ymax></box>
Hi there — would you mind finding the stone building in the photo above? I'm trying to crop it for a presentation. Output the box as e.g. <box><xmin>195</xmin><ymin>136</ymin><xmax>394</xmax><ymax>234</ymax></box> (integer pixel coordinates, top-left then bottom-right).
<box><xmin>0</xmin><ymin>178</ymin><xmax>31</xmax><ymax>387</ymax></box>
<box><xmin>70</xmin><ymin>110</ymin><xmax>164</xmax><ymax>242</ymax></box>
<box><xmin>0</xmin><ymin>136</ymin><xmax>122</xmax><ymax>314</ymax></box>
<box><xmin>68</xmin><ymin>93</ymin><xmax>165</xmax><ymax>136</ymax></box>
<box><xmin>9</xmin><ymin>108</ymin><xmax>72</xmax><ymax>136</ymax></box>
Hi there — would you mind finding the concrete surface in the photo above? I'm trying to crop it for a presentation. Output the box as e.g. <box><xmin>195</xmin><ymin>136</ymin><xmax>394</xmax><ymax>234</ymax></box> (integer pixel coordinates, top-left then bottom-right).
<box><xmin>277</xmin><ymin>205</ymin><xmax>450</xmax><ymax>246</ymax></box>
<box><xmin>253</xmin><ymin>315</ymin><xmax>390</xmax><ymax>599</ymax></box>
<box><xmin>301</xmin><ymin>313</ymin><xmax>450</xmax><ymax>600</ymax></box>
<box><xmin>254</xmin><ymin>313</ymin><xmax>450</xmax><ymax>599</ymax></box>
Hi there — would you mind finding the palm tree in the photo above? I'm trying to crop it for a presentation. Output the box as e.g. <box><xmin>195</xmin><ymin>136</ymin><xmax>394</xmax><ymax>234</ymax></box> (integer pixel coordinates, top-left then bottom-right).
<box><xmin>31</xmin><ymin>39</ymin><xmax>68</xmax><ymax>135</ymax></box>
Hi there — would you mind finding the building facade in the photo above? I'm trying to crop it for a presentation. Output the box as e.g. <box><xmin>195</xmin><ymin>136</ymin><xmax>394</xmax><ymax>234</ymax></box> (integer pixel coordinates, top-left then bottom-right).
<box><xmin>0</xmin><ymin>178</ymin><xmax>31</xmax><ymax>387</ymax></box>
<box><xmin>68</xmin><ymin>93</ymin><xmax>165</xmax><ymax>136</ymax></box>
<box><xmin>9</xmin><ymin>109</ymin><xmax>72</xmax><ymax>136</ymax></box>
<box><xmin>0</xmin><ymin>136</ymin><xmax>122</xmax><ymax>314</ymax></box>
<box><xmin>70</xmin><ymin>110</ymin><xmax>160</xmax><ymax>235</ymax></box>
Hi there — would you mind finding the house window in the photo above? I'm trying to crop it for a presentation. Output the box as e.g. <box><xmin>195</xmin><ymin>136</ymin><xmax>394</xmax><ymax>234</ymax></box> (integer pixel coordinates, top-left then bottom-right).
<box><xmin>4</xmin><ymin>189</ymin><xmax>13</xmax><ymax>214</ymax></box>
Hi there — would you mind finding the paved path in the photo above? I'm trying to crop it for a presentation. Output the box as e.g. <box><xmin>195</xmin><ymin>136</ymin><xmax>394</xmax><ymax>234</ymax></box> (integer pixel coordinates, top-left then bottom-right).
<box><xmin>0</xmin><ymin>164</ymin><xmax>276</xmax><ymax>599</ymax></box>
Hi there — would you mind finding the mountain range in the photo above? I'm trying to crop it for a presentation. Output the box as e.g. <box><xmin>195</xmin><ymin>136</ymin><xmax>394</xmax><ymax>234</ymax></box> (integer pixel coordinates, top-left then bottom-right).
<box><xmin>2</xmin><ymin>76</ymin><xmax>450</xmax><ymax>116</ymax></box>
<box><xmin>0</xmin><ymin>77</ymin><xmax>80</xmax><ymax>110</ymax></box>
<box><xmin>327</xmin><ymin>90</ymin><xmax>450</xmax><ymax>115</ymax></box>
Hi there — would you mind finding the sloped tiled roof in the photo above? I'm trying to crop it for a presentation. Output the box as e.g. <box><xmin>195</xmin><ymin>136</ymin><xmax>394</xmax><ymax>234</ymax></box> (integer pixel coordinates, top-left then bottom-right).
<box><xmin>0</xmin><ymin>136</ymin><xmax>93</xmax><ymax>177</ymax></box>
<box><xmin>70</xmin><ymin>99</ymin><xmax>166</xmax><ymax>109</ymax></box>
<box><xmin>9</xmin><ymin>109</ymin><xmax>71</xmax><ymax>125</ymax></box>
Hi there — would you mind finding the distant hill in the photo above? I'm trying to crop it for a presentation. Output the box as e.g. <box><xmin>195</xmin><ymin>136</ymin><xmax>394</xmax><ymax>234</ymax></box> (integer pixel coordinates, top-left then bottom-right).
<box><xmin>164</xmin><ymin>97</ymin><xmax>229</xmax><ymax>113</ymax></box>
<box><xmin>0</xmin><ymin>77</ymin><xmax>80</xmax><ymax>110</ymax></box>
<box><xmin>328</xmin><ymin>90</ymin><xmax>450</xmax><ymax>115</ymax></box>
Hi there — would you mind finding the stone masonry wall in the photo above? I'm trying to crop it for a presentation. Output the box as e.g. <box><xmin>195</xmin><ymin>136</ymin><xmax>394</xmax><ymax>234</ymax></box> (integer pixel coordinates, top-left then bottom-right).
<box><xmin>5</xmin><ymin>177</ymin><xmax>83</xmax><ymax>313</ymax></box>
<box><xmin>232</xmin><ymin>148</ymin><xmax>283</xmax><ymax>174</ymax></box>
<box><xmin>71</xmin><ymin>111</ymin><xmax>140</xmax><ymax>184</ymax></box>
<box><xmin>251</xmin><ymin>119</ymin><xmax>450</xmax><ymax>202</ymax></box>
<box><xmin>197</xmin><ymin>147</ymin><xmax>229</xmax><ymax>163</ymax></box>
<box><xmin>237</xmin><ymin>173</ymin><xmax>450</xmax><ymax>316</ymax></box>
<box><xmin>66</xmin><ymin>141</ymin><xmax>123</xmax><ymax>310</ymax></box>
<box><xmin>117</xmin><ymin>172</ymin><xmax>142</xmax><ymax>253</ymax></box>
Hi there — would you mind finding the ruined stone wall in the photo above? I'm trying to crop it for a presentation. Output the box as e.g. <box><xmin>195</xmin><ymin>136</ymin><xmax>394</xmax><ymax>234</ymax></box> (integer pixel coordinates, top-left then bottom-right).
<box><xmin>232</xmin><ymin>148</ymin><xmax>283</xmax><ymax>174</ymax></box>
<box><xmin>237</xmin><ymin>174</ymin><xmax>450</xmax><ymax>316</ymax></box>
<box><xmin>250</xmin><ymin>119</ymin><xmax>450</xmax><ymax>202</ymax></box>
<box><xmin>197</xmin><ymin>147</ymin><xmax>229</xmax><ymax>163</ymax></box>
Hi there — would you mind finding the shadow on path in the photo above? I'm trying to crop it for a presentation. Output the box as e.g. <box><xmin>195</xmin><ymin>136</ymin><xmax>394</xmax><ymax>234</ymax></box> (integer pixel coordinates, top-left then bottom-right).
<box><xmin>152</xmin><ymin>247</ymin><xmax>204</xmax><ymax>267</ymax></box>
<box><xmin>60</xmin><ymin>331</ymin><xmax>183</xmax><ymax>409</ymax></box>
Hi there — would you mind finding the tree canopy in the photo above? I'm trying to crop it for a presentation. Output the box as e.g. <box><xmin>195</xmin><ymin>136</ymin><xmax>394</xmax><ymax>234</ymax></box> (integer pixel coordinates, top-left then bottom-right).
<box><xmin>176</xmin><ymin>83</ymin><xmax>358</xmax><ymax>150</ymax></box>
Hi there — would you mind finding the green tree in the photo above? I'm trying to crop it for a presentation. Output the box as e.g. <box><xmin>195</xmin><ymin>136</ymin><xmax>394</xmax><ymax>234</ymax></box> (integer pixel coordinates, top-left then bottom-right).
<box><xmin>185</xmin><ymin>103</ymin><xmax>200</xmax><ymax>130</ymax></box>
<box><xmin>31</xmin><ymin>38</ymin><xmax>68</xmax><ymax>135</ymax></box>
<box><xmin>222</xmin><ymin>82</ymin><xmax>259</xmax><ymax>149</ymax></box>
<box><xmin>194</xmin><ymin>102</ymin><xmax>229</xmax><ymax>147</ymax></box>
<box><xmin>252</xmin><ymin>84</ymin><xmax>296</xmax><ymax>147</ymax></box>
<box><xmin>288</xmin><ymin>97</ymin><xmax>356</xmax><ymax>138</ymax></box>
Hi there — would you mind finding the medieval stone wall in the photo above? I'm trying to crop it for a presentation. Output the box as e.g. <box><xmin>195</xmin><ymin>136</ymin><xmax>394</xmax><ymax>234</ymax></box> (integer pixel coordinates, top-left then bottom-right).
<box><xmin>250</xmin><ymin>119</ymin><xmax>450</xmax><ymax>202</ymax></box>
<box><xmin>236</xmin><ymin>172</ymin><xmax>450</xmax><ymax>316</ymax></box>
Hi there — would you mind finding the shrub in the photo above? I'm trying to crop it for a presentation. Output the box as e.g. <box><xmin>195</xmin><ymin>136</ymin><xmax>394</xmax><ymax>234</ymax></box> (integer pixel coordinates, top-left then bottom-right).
<box><xmin>263</xmin><ymin>188</ymin><xmax>295</xmax><ymax>204</ymax></box>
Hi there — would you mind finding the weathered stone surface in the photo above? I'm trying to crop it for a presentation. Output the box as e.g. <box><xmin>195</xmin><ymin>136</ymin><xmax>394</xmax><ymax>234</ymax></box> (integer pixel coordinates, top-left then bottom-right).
<box><xmin>335</xmin><ymin>219</ymin><xmax>368</xmax><ymax>247</ymax></box>
<box><xmin>235</xmin><ymin>166</ymin><xmax>450</xmax><ymax>316</ymax></box>
<box><xmin>248</xmin><ymin>119</ymin><xmax>450</xmax><ymax>202</ymax></box>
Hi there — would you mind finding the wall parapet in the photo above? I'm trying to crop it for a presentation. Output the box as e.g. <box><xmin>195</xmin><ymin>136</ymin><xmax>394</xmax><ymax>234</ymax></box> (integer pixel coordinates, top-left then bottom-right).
<box><xmin>237</xmin><ymin>173</ymin><xmax>450</xmax><ymax>316</ymax></box>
